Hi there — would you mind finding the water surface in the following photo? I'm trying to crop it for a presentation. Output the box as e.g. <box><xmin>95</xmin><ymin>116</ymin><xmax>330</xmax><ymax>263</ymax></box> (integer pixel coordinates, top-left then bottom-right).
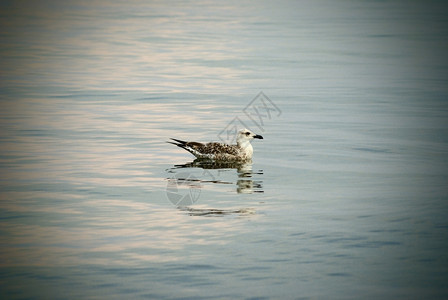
<box><xmin>1</xmin><ymin>1</ymin><xmax>448</xmax><ymax>299</ymax></box>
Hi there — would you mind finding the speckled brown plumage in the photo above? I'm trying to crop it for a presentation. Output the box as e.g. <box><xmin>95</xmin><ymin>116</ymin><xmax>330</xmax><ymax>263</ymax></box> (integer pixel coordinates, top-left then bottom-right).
<box><xmin>168</xmin><ymin>129</ymin><xmax>263</xmax><ymax>161</ymax></box>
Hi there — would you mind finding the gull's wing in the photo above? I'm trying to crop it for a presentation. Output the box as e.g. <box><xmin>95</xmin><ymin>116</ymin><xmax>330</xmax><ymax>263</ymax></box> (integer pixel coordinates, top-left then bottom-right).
<box><xmin>169</xmin><ymin>139</ymin><xmax>240</xmax><ymax>158</ymax></box>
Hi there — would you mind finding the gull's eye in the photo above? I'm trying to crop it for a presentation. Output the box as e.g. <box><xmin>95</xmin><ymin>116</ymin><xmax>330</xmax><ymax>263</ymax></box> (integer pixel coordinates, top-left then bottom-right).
<box><xmin>245</xmin><ymin>132</ymin><xmax>250</xmax><ymax>136</ymax></box>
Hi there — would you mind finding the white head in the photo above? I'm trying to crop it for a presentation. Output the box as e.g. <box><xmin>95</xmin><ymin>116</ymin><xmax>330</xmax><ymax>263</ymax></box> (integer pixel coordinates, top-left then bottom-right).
<box><xmin>236</xmin><ymin>128</ymin><xmax>263</xmax><ymax>148</ymax></box>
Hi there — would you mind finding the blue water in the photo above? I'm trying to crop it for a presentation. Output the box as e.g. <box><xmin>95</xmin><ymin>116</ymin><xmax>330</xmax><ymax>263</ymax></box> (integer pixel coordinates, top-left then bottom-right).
<box><xmin>1</xmin><ymin>1</ymin><xmax>448</xmax><ymax>299</ymax></box>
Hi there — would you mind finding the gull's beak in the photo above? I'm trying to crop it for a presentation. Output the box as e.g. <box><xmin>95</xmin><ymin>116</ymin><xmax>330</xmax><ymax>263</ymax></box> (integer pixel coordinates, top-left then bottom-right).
<box><xmin>254</xmin><ymin>134</ymin><xmax>263</xmax><ymax>139</ymax></box>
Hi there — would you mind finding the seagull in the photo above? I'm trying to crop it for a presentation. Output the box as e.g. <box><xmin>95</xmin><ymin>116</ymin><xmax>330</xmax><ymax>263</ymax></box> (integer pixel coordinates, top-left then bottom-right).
<box><xmin>168</xmin><ymin>128</ymin><xmax>263</xmax><ymax>161</ymax></box>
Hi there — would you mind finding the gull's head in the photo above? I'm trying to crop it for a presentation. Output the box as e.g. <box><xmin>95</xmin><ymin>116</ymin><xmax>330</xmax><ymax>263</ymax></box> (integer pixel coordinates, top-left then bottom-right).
<box><xmin>236</xmin><ymin>128</ymin><xmax>263</xmax><ymax>146</ymax></box>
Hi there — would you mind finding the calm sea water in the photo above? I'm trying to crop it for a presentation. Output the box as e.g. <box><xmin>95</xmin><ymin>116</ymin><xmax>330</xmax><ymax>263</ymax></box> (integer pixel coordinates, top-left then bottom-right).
<box><xmin>1</xmin><ymin>1</ymin><xmax>448</xmax><ymax>299</ymax></box>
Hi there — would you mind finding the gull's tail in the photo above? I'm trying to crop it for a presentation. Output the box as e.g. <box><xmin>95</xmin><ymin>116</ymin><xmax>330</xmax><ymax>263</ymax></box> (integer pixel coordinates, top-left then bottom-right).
<box><xmin>167</xmin><ymin>138</ymin><xmax>196</xmax><ymax>156</ymax></box>
<box><xmin>167</xmin><ymin>138</ymin><xmax>188</xmax><ymax>148</ymax></box>
<box><xmin>168</xmin><ymin>138</ymin><xmax>207</xmax><ymax>158</ymax></box>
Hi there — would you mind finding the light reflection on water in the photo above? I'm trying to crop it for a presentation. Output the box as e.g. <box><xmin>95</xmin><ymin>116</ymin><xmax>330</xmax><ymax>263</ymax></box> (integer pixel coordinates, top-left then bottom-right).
<box><xmin>1</xmin><ymin>0</ymin><xmax>448</xmax><ymax>299</ymax></box>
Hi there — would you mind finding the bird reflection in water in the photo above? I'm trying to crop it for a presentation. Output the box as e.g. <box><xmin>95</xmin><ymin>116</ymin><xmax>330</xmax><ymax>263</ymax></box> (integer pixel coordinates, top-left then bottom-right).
<box><xmin>169</xmin><ymin>159</ymin><xmax>263</xmax><ymax>194</ymax></box>
<box><xmin>166</xmin><ymin>159</ymin><xmax>263</xmax><ymax>216</ymax></box>
<box><xmin>179</xmin><ymin>207</ymin><xmax>256</xmax><ymax>217</ymax></box>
